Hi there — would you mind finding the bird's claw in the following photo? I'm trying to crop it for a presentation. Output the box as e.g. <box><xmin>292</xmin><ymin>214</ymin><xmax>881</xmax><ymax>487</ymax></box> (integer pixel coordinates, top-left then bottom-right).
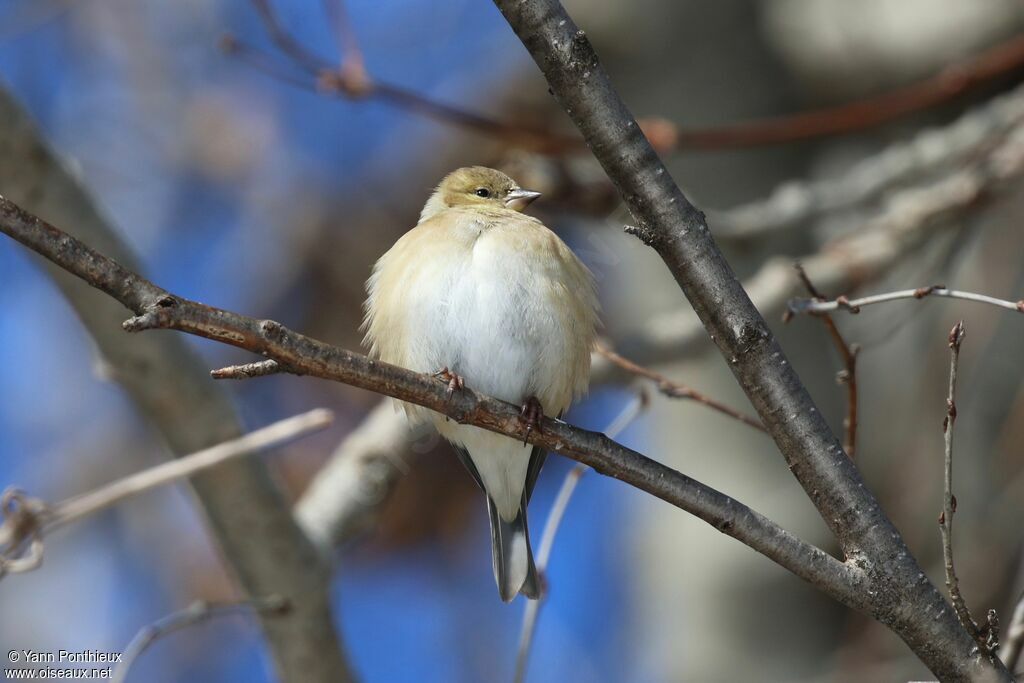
<box><xmin>433</xmin><ymin>366</ymin><xmax>465</xmax><ymax>399</ymax></box>
<box><xmin>519</xmin><ymin>396</ymin><xmax>544</xmax><ymax>445</ymax></box>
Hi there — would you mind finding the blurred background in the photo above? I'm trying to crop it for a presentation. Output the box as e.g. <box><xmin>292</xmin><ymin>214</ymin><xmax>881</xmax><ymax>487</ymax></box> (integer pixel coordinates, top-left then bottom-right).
<box><xmin>1</xmin><ymin>0</ymin><xmax>1023</xmax><ymax>681</ymax></box>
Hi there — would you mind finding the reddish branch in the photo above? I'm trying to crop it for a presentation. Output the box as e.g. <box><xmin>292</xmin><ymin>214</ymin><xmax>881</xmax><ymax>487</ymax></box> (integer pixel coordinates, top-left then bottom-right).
<box><xmin>226</xmin><ymin>0</ymin><xmax>580</xmax><ymax>153</ymax></box>
<box><xmin>594</xmin><ymin>343</ymin><xmax>765</xmax><ymax>432</ymax></box>
<box><xmin>787</xmin><ymin>264</ymin><xmax>860</xmax><ymax>459</ymax></box>
<box><xmin>229</xmin><ymin>4</ymin><xmax>1024</xmax><ymax>154</ymax></box>
<box><xmin>672</xmin><ymin>32</ymin><xmax>1024</xmax><ymax>150</ymax></box>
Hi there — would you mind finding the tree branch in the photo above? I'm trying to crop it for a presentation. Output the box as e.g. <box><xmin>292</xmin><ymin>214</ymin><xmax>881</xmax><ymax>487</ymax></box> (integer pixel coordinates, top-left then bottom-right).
<box><xmin>0</xmin><ymin>194</ymin><xmax>869</xmax><ymax>616</ymax></box>
<box><xmin>940</xmin><ymin>322</ymin><xmax>993</xmax><ymax>654</ymax></box>
<box><xmin>225</xmin><ymin>0</ymin><xmax>581</xmax><ymax>154</ymax></box>
<box><xmin>668</xmin><ymin>31</ymin><xmax>1024</xmax><ymax>151</ymax></box>
<box><xmin>790</xmin><ymin>264</ymin><xmax>860</xmax><ymax>459</ymax></box>
<box><xmin>489</xmin><ymin>1</ymin><xmax>1008</xmax><ymax>679</ymax></box>
<box><xmin>790</xmin><ymin>286</ymin><xmax>1024</xmax><ymax>316</ymax></box>
<box><xmin>235</xmin><ymin>2</ymin><xmax>1024</xmax><ymax>157</ymax></box>
<box><xmin>593</xmin><ymin>343</ymin><xmax>765</xmax><ymax>432</ymax></box>
<box><xmin>0</xmin><ymin>410</ymin><xmax>333</xmax><ymax>579</ymax></box>
<box><xmin>0</xmin><ymin>87</ymin><xmax>353</xmax><ymax>683</ymax></box>
<box><xmin>112</xmin><ymin>596</ymin><xmax>290</xmax><ymax>683</ymax></box>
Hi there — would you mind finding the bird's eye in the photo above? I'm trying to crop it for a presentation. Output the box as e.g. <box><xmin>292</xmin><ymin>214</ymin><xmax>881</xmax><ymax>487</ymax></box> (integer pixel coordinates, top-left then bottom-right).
<box><xmin>474</xmin><ymin>188</ymin><xmax>491</xmax><ymax>198</ymax></box>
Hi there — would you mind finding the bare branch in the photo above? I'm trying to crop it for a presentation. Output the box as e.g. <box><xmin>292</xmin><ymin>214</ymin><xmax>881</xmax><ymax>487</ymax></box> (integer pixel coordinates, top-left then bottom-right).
<box><xmin>289</xmin><ymin>335</ymin><xmax>764</xmax><ymax>551</ymax></box>
<box><xmin>593</xmin><ymin>343</ymin><xmax>765</xmax><ymax>432</ymax></box>
<box><xmin>790</xmin><ymin>264</ymin><xmax>860</xmax><ymax>459</ymax></box>
<box><xmin>289</xmin><ymin>335</ymin><xmax>763</xmax><ymax>555</ymax></box>
<box><xmin>790</xmin><ymin>286</ymin><xmax>1024</xmax><ymax>316</ymax></box>
<box><xmin>229</xmin><ymin>0</ymin><xmax>580</xmax><ymax>153</ymax></box>
<box><xmin>514</xmin><ymin>394</ymin><xmax>646</xmax><ymax>683</ymax></box>
<box><xmin>939</xmin><ymin>322</ymin><xmax>994</xmax><ymax>655</ymax></box>
<box><xmin>112</xmin><ymin>596</ymin><xmax>290</xmax><ymax>683</ymax></box>
<box><xmin>0</xmin><ymin>410</ymin><xmax>332</xmax><ymax>579</ymax></box>
<box><xmin>235</xmin><ymin>2</ymin><xmax>1024</xmax><ymax>158</ymax></box>
<box><xmin>489</xmin><ymin>1</ymin><xmax>1008</xmax><ymax>679</ymax></box>
<box><xmin>321</xmin><ymin>0</ymin><xmax>365</xmax><ymax>76</ymax></box>
<box><xmin>0</xmin><ymin>194</ymin><xmax>867</xmax><ymax>615</ymax></box>
<box><xmin>666</xmin><ymin>31</ymin><xmax>1024</xmax><ymax>151</ymax></box>
<box><xmin>249</xmin><ymin>0</ymin><xmax>329</xmax><ymax>73</ymax></box>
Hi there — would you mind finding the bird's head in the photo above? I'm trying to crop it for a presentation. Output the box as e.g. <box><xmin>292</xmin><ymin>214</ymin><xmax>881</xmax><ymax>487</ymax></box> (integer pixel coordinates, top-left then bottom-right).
<box><xmin>419</xmin><ymin>166</ymin><xmax>541</xmax><ymax>222</ymax></box>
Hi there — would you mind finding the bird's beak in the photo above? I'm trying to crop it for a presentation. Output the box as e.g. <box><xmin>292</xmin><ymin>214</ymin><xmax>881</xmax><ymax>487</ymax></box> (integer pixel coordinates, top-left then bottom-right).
<box><xmin>504</xmin><ymin>188</ymin><xmax>542</xmax><ymax>211</ymax></box>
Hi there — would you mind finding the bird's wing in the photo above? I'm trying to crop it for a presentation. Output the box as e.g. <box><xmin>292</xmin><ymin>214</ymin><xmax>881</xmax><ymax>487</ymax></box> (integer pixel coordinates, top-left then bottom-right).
<box><xmin>525</xmin><ymin>446</ymin><xmax>546</xmax><ymax>501</ymax></box>
<box><xmin>453</xmin><ymin>444</ymin><xmax>484</xmax><ymax>491</ymax></box>
<box><xmin>524</xmin><ymin>409</ymin><xmax>562</xmax><ymax>501</ymax></box>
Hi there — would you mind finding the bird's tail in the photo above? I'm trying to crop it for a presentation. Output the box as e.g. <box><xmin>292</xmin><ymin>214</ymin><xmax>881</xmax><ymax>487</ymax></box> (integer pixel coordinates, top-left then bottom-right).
<box><xmin>486</xmin><ymin>494</ymin><xmax>541</xmax><ymax>602</ymax></box>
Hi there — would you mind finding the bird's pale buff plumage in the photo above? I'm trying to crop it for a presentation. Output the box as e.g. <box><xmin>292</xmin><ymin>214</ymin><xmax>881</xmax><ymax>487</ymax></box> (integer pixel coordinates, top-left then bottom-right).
<box><xmin>362</xmin><ymin>166</ymin><xmax>599</xmax><ymax>601</ymax></box>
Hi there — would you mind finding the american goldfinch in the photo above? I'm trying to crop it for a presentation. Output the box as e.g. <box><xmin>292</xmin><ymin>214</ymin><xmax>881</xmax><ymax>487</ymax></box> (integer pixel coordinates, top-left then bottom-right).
<box><xmin>362</xmin><ymin>166</ymin><xmax>599</xmax><ymax>601</ymax></box>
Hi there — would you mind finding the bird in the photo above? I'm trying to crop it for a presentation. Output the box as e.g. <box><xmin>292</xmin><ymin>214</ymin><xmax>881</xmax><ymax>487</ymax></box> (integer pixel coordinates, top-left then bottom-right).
<box><xmin>362</xmin><ymin>166</ymin><xmax>599</xmax><ymax>602</ymax></box>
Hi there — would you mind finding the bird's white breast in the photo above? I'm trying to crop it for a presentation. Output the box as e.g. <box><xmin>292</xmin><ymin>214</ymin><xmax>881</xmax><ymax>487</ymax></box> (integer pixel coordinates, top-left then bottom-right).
<box><xmin>408</xmin><ymin>218</ymin><xmax>566</xmax><ymax>409</ymax></box>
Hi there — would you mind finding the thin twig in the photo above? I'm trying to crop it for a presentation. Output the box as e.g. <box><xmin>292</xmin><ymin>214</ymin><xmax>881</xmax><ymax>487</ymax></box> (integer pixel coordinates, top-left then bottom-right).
<box><xmin>593</xmin><ymin>343</ymin><xmax>765</xmax><ymax>432</ymax></box>
<box><xmin>249</xmin><ymin>0</ymin><xmax>328</xmax><ymax>73</ymax></box>
<box><xmin>231</xmin><ymin>0</ymin><xmax>579</xmax><ymax>153</ymax></box>
<box><xmin>321</xmin><ymin>0</ymin><xmax>364</xmax><ymax>76</ymax></box>
<box><xmin>112</xmin><ymin>596</ymin><xmax>291</xmax><ymax>683</ymax></box>
<box><xmin>670</xmin><ymin>31</ymin><xmax>1024</xmax><ymax>150</ymax></box>
<box><xmin>0</xmin><ymin>410</ymin><xmax>332</xmax><ymax>579</ymax></box>
<box><xmin>0</xmin><ymin>194</ymin><xmax>866</xmax><ymax>614</ymax></box>
<box><xmin>789</xmin><ymin>286</ymin><xmax>1024</xmax><ymax>316</ymax></box>
<box><xmin>514</xmin><ymin>393</ymin><xmax>647</xmax><ymax>683</ymax></box>
<box><xmin>1002</xmin><ymin>590</ymin><xmax>1024</xmax><ymax>671</ymax></box>
<box><xmin>939</xmin><ymin>321</ymin><xmax>988</xmax><ymax>652</ymax></box>
<box><xmin>219</xmin><ymin>35</ymin><xmax>323</xmax><ymax>92</ymax></box>
<box><xmin>790</xmin><ymin>264</ymin><xmax>860</xmax><ymax>459</ymax></box>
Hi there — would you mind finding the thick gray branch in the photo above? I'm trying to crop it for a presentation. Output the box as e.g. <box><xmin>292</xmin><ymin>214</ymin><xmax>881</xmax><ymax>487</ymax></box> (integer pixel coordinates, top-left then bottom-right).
<box><xmin>0</xmin><ymin>87</ymin><xmax>354</xmax><ymax>683</ymax></box>
<box><xmin>489</xmin><ymin>1</ymin><xmax>1008</xmax><ymax>680</ymax></box>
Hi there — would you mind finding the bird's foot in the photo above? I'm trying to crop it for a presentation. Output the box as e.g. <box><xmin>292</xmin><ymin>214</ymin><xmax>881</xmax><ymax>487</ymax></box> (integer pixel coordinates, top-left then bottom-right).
<box><xmin>519</xmin><ymin>396</ymin><xmax>544</xmax><ymax>445</ymax></box>
<box><xmin>433</xmin><ymin>366</ymin><xmax>465</xmax><ymax>399</ymax></box>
